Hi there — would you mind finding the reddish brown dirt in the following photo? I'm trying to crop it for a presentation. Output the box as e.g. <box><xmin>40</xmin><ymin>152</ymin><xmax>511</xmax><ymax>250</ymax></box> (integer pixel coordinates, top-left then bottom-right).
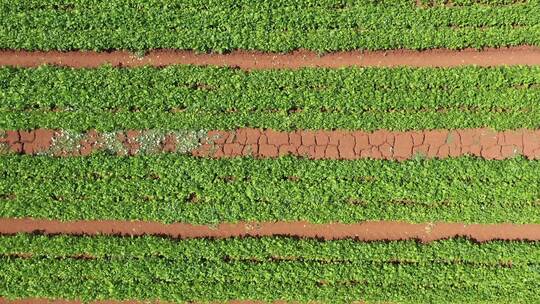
<box><xmin>3</xmin><ymin>128</ymin><xmax>539</xmax><ymax>160</ymax></box>
<box><xmin>0</xmin><ymin>47</ymin><xmax>539</xmax><ymax>69</ymax></box>
<box><xmin>1</xmin><ymin>218</ymin><xmax>539</xmax><ymax>243</ymax></box>
<box><xmin>1</xmin><ymin>129</ymin><xmax>55</xmax><ymax>155</ymax></box>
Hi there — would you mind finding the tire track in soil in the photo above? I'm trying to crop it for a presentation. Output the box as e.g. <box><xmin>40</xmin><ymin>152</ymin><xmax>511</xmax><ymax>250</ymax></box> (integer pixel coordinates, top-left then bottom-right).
<box><xmin>0</xmin><ymin>46</ymin><xmax>539</xmax><ymax>69</ymax></box>
<box><xmin>2</xmin><ymin>128</ymin><xmax>539</xmax><ymax>160</ymax></box>
<box><xmin>1</xmin><ymin>218</ymin><xmax>540</xmax><ymax>242</ymax></box>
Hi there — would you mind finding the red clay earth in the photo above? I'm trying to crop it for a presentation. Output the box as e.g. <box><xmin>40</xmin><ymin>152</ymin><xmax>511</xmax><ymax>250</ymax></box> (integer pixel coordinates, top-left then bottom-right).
<box><xmin>0</xmin><ymin>46</ymin><xmax>539</xmax><ymax>69</ymax></box>
<box><xmin>2</xmin><ymin>128</ymin><xmax>538</xmax><ymax>160</ymax></box>
<box><xmin>1</xmin><ymin>218</ymin><xmax>539</xmax><ymax>243</ymax></box>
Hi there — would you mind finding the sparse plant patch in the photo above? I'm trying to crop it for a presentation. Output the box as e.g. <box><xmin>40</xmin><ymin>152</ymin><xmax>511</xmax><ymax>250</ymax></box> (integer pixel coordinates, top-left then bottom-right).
<box><xmin>100</xmin><ymin>132</ymin><xmax>128</xmax><ymax>156</ymax></box>
<box><xmin>137</xmin><ymin>130</ymin><xmax>166</xmax><ymax>154</ymax></box>
<box><xmin>173</xmin><ymin>130</ymin><xmax>206</xmax><ymax>153</ymax></box>
<box><xmin>46</xmin><ymin>130</ymin><xmax>85</xmax><ymax>156</ymax></box>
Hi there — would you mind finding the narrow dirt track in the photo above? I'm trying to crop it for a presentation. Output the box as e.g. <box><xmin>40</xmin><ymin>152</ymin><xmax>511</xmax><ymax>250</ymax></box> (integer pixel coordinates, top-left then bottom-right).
<box><xmin>1</xmin><ymin>47</ymin><xmax>539</xmax><ymax>69</ymax></box>
<box><xmin>1</xmin><ymin>218</ymin><xmax>540</xmax><ymax>242</ymax></box>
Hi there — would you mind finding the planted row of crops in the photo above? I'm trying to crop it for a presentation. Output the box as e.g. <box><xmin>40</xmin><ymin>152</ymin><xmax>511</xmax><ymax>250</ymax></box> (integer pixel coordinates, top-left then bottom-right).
<box><xmin>1</xmin><ymin>0</ymin><xmax>539</xmax><ymax>51</ymax></box>
<box><xmin>2</xmin><ymin>155</ymin><xmax>539</xmax><ymax>224</ymax></box>
<box><xmin>2</xmin><ymin>65</ymin><xmax>540</xmax><ymax>130</ymax></box>
<box><xmin>5</xmin><ymin>66</ymin><xmax>540</xmax><ymax>110</ymax></box>
<box><xmin>3</xmin><ymin>234</ymin><xmax>540</xmax><ymax>264</ymax></box>
<box><xmin>1</xmin><ymin>234</ymin><xmax>539</xmax><ymax>303</ymax></box>
<box><xmin>5</xmin><ymin>257</ymin><xmax>538</xmax><ymax>302</ymax></box>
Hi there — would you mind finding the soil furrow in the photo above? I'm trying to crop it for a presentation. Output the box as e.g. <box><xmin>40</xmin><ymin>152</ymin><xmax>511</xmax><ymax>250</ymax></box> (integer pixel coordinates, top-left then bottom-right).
<box><xmin>0</xmin><ymin>47</ymin><xmax>539</xmax><ymax>69</ymax></box>
<box><xmin>1</xmin><ymin>218</ymin><xmax>539</xmax><ymax>243</ymax></box>
<box><xmin>2</xmin><ymin>128</ymin><xmax>539</xmax><ymax>160</ymax></box>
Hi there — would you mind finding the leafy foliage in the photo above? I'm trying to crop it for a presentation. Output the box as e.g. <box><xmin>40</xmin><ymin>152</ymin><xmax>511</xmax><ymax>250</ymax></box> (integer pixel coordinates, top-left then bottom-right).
<box><xmin>1</xmin><ymin>154</ymin><xmax>540</xmax><ymax>223</ymax></box>
<box><xmin>2</xmin><ymin>65</ymin><xmax>540</xmax><ymax>130</ymax></box>
<box><xmin>1</xmin><ymin>235</ymin><xmax>539</xmax><ymax>302</ymax></box>
<box><xmin>2</xmin><ymin>234</ymin><xmax>539</xmax><ymax>265</ymax></box>
<box><xmin>0</xmin><ymin>0</ymin><xmax>539</xmax><ymax>51</ymax></box>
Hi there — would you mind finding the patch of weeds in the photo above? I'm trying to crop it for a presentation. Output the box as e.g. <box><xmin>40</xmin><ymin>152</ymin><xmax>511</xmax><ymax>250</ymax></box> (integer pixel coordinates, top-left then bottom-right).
<box><xmin>412</xmin><ymin>151</ymin><xmax>427</xmax><ymax>161</ymax></box>
<box><xmin>174</xmin><ymin>130</ymin><xmax>207</xmax><ymax>153</ymax></box>
<box><xmin>0</xmin><ymin>142</ymin><xmax>10</xmax><ymax>155</ymax></box>
<box><xmin>47</xmin><ymin>130</ymin><xmax>85</xmax><ymax>155</ymax></box>
<box><xmin>138</xmin><ymin>130</ymin><xmax>166</xmax><ymax>154</ymax></box>
<box><xmin>101</xmin><ymin>132</ymin><xmax>128</xmax><ymax>156</ymax></box>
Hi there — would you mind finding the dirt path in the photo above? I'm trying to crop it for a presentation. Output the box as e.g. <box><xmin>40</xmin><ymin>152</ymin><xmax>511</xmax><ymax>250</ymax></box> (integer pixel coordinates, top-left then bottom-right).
<box><xmin>1</xmin><ymin>218</ymin><xmax>539</xmax><ymax>242</ymax></box>
<box><xmin>0</xmin><ymin>47</ymin><xmax>539</xmax><ymax>69</ymax></box>
<box><xmin>3</xmin><ymin>128</ymin><xmax>538</xmax><ymax>160</ymax></box>
<box><xmin>196</xmin><ymin>128</ymin><xmax>534</xmax><ymax>160</ymax></box>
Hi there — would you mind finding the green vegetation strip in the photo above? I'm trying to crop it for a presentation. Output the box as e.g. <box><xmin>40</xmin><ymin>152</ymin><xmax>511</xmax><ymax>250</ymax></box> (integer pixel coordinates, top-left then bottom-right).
<box><xmin>4</xmin><ymin>257</ymin><xmax>539</xmax><ymax>303</ymax></box>
<box><xmin>1</xmin><ymin>0</ymin><xmax>539</xmax><ymax>52</ymax></box>
<box><xmin>2</xmin><ymin>66</ymin><xmax>540</xmax><ymax>130</ymax></box>
<box><xmin>2</xmin><ymin>234</ymin><xmax>539</xmax><ymax>265</ymax></box>
<box><xmin>1</xmin><ymin>235</ymin><xmax>539</xmax><ymax>303</ymax></box>
<box><xmin>2</xmin><ymin>155</ymin><xmax>540</xmax><ymax>224</ymax></box>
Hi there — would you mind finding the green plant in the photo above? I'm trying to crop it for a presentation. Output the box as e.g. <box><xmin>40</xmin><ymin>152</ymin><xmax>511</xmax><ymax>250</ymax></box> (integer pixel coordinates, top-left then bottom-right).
<box><xmin>0</xmin><ymin>0</ymin><xmax>539</xmax><ymax>51</ymax></box>
<box><xmin>2</xmin><ymin>66</ymin><xmax>540</xmax><ymax>130</ymax></box>
<box><xmin>1</xmin><ymin>155</ymin><xmax>540</xmax><ymax>224</ymax></box>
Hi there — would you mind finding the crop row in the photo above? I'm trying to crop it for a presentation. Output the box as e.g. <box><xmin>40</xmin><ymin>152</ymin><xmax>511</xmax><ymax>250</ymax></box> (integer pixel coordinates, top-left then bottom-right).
<box><xmin>3</xmin><ymin>66</ymin><xmax>540</xmax><ymax>110</ymax></box>
<box><xmin>1</xmin><ymin>255</ymin><xmax>538</xmax><ymax>302</ymax></box>
<box><xmin>2</xmin><ymin>234</ymin><xmax>539</xmax><ymax>265</ymax></box>
<box><xmin>1</xmin><ymin>0</ymin><xmax>539</xmax><ymax>51</ymax></box>
<box><xmin>2</xmin><ymin>66</ymin><xmax>540</xmax><ymax>130</ymax></box>
<box><xmin>2</xmin><ymin>155</ymin><xmax>540</xmax><ymax>223</ymax></box>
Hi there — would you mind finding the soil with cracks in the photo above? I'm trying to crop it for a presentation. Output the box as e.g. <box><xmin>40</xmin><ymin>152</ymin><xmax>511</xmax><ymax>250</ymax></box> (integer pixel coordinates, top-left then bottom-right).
<box><xmin>1</xmin><ymin>218</ymin><xmax>540</xmax><ymax>243</ymax></box>
<box><xmin>3</xmin><ymin>128</ymin><xmax>540</xmax><ymax>160</ymax></box>
<box><xmin>0</xmin><ymin>46</ymin><xmax>539</xmax><ymax>69</ymax></box>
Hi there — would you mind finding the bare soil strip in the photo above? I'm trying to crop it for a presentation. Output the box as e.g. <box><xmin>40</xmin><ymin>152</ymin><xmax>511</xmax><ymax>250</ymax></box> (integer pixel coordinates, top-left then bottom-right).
<box><xmin>197</xmin><ymin>128</ymin><xmax>534</xmax><ymax>160</ymax></box>
<box><xmin>2</xmin><ymin>128</ymin><xmax>539</xmax><ymax>160</ymax></box>
<box><xmin>0</xmin><ymin>47</ymin><xmax>539</xmax><ymax>69</ymax></box>
<box><xmin>1</xmin><ymin>218</ymin><xmax>539</xmax><ymax>242</ymax></box>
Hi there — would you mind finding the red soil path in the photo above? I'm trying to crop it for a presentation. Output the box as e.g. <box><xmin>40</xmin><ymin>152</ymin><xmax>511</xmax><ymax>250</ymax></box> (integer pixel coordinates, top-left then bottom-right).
<box><xmin>197</xmin><ymin>128</ymin><xmax>534</xmax><ymax>160</ymax></box>
<box><xmin>0</xmin><ymin>47</ymin><xmax>539</xmax><ymax>69</ymax></box>
<box><xmin>2</xmin><ymin>128</ymin><xmax>539</xmax><ymax>160</ymax></box>
<box><xmin>1</xmin><ymin>218</ymin><xmax>539</xmax><ymax>243</ymax></box>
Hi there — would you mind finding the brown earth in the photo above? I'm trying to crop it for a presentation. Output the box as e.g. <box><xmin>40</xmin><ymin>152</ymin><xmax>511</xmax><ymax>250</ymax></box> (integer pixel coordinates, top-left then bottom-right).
<box><xmin>2</xmin><ymin>128</ymin><xmax>538</xmax><ymax>160</ymax></box>
<box><xmin>1</xmin><ymin>218</ymin><xmax>539</xmax><ymax>243</ymax></box>
<box><xmin>196</xmin><ymin>128</ymin><xmax>534</xmax><ymax>160</ymax></box>
<box><xmin>0</xmin><ymin>46</ymin><xmax>539</xmax><ymax>69</ymax></box>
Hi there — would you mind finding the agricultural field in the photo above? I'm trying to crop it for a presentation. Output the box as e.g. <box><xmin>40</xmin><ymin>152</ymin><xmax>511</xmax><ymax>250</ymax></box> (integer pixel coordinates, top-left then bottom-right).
<box><xmin>1</xmin><ymin>0</ymin><xmax>540</xmax><ymax>303</ymax></box>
